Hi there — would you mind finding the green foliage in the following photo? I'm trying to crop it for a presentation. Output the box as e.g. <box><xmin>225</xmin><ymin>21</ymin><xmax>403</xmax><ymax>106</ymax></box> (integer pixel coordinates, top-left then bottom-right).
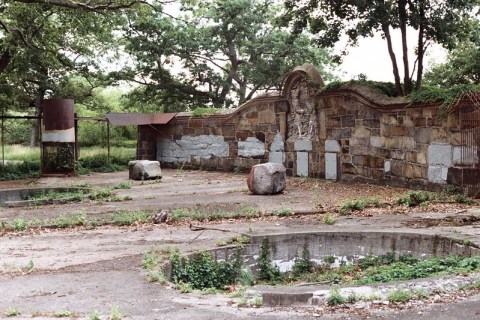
<box><xmin>387</xmin><ymin>288</ymin><xmax>413</xmax><ymax>303</ymax></box>
<box><xmin>396</xmin><ymin>191</ymin><xmax>432</xmax><ymax>207</ymax></box>
<box><xmin>86</xmin><ymin>311</ymin><xmax>102</xmax><ymax>320</ymax></box>
<box><xmin>283</xmin><ymin>0</ymin><xmax>479</xmax><ymax>94</ymax></box>
<box><xmin>142</xmin><ymin>247</ymin><xmax>170</xmax><ymax>284</ymax></box>
<box><xmin>272</xmin><ymin>207</ymin><xmax>294</xmax><ymax>217</ymax></box>
<box><xmin>322</xmin><ymin>80</ymin><xmax>400</xmax><ymax>97</ymax></box>
<box><xmin>124</xmin><ymin>0</ymin><xmax>335</xmax><ymax>109</ymax></box>
<box><xmin>453</xmin><ymin>193</ymin><xmax>475</xmax><ymax>205</ymax></box>
<box><xmin>10</xmin><ymin>218</ymin><xmax>29</xmax><ymax>231</ymax></box>
<box><xmin>113</xmin><ymin>181</ymin><xmax>133</xmax><ymax>190</ymax></box>
<box><xmin>5</xmin><ymin>307</ymin><xmax>20</xmax><ymax>317</ymax></box>
<box><xmin>54</xmin><ymin>213</ymin><xmax>88</xmax><ymax>229</ymax></box>
<box><xmin>408</xmin><ymin>84</ymin><xmax>480</xmax><ymax>114</ymax></box>
<box><xmin>424</xmin><ymin>37</ymin><xmax>480</xmax><ymax>87</ymax></box>
<box><xmin>0</xmin><ymin>161</ymin><xmax>41</xmax><ymax>181</ymax></box>
<box><xmin>323</xmin><ymin>214</ymin><xmax>335</xmax><ymax>225</ymax></box>
<box><xmin>191</xmin><ymin>107</ymin><xmax>219</xmax><ymax>117</ymax></box>
<box><xmin>54</xmin><ymin>310</ymin><xmax>75</xmax><ymax>318</ymax></box>
<box><xmin>109</xmin><ymin>305</ymin><xmax>123</xmax><ymax>320</ymax></box>
<box><xmin>169</xmin><ymin>207</ymin><xmax>260</xmax><ymax>221</ymax></box>
<box><xmin>291</xmin><ymin>246</ymin><xmax>313</xmax><ymax>277</ymax></box>
<box><xmin>257</xmin><ymin>238</ymin><xmax>281</xmax><ymax>282</ymax></box>
<box><xmin>109</xmin><ymin>210</ymin><xmax>150</xmax><ymax>226</ymax></box>
<box><xmin>327</xmin><ymin>288</ymin><xmax>345</xmax><ymax>306</ymax></box>
<box><xmin>338</xmin><ymin>197</ymin><xmax>381</xmax><ymax>215</ymax></box>
<box><xmin>170</xmin><ymin>248</ymin><xmax>243</xmax><ymax>290</ymax></box>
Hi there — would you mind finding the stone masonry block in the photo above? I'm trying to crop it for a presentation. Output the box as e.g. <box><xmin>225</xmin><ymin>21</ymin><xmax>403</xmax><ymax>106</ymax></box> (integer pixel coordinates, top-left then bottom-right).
<box><xmin>428</xmin><ymin>143</ymin><xmax>452</xmax><ymax>166</ymax></box>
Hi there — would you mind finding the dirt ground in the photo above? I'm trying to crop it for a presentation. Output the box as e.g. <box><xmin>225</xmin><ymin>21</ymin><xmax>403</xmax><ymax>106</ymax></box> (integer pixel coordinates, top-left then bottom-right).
<box><xmin>1</xmin><ymin>169</ymin><xmax>480</xmax><ymax>319</ymax></box>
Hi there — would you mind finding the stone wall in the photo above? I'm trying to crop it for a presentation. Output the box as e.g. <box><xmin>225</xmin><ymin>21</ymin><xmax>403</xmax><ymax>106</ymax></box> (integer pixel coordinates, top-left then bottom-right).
<box><xmin>136</xmin><ymin>65</ymin><xmax>479</xmax><ymax>192</ymax></box>
<box><xmin>139</xmin><ymin>96</ymin><xmax>290</xmax><ymax>172</ymax></box>
<box><xmin>317</xmin><ymin>93</ymin><xmax>466</xmax><ymax>189</ymax></box>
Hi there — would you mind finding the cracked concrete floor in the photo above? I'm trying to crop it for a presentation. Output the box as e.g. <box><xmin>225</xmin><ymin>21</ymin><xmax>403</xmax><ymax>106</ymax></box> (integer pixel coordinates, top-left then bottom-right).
<box><xmin>1</xmin><ymin>169</ymin><xmax>480</xmax><ymax>319</ymax></box>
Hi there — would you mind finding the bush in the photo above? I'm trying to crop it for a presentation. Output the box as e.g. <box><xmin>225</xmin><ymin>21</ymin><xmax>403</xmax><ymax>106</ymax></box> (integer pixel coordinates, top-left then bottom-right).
<box><xmin>0</xmin><ymin>161</ymin><xmax>40</xmax><ymax>181</ymax></box>
<box><xmin>396</xmin><ymin>191</ymin><xmax>432</xmax><ymax>207</ymax></box>
<box><xmin>170</xmin><ymin>249</ymin><xmax>243</xmax><ymax>290</ymax></box>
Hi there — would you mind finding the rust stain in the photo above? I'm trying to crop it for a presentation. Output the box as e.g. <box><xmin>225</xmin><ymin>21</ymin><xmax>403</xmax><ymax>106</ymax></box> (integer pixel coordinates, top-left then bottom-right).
<box><xmin>106</xmin><ymin>113</ymin><xmax>177</xmax><ymax>126</ymax></box>
<box><xmin>42</xmin><ymin>99</ymin><xmax>75</xmax><ymax>130</ymax></box>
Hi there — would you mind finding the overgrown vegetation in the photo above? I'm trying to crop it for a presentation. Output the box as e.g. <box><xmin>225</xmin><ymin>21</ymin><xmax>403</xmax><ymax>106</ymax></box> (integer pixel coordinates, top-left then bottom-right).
<box><xmin>169</xmin><ymin>206</ymin><xmax>261</xmax><ymax>222</ymax></box>
<box><xmin>0</xmin><ymin>146</ymin><xmax>135</xmax><ymax>180</ymax></box>
<box><xmin>1</xmin><ymin>209</ymin><xmax>152</xmax><ymax>233</ymax></box>
<box><xmin>338</xmin><ymin>197</ymin><xmax>381</xmax><ymax>215</ymax></box>
<box><xmin>170</xmin><ymin>248</ymin><xmax>243</xmax><ymax>290</ymax></box>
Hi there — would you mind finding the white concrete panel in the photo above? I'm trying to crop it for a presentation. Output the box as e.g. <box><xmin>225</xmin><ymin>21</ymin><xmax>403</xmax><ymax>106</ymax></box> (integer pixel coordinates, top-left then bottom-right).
<box><xmin>325</xmin><ymin>153</ymin><xmax>337</xmax><ymax>180</ymax></box>
<box><xmin>296</xmin><ymin>152</ymin><xmax>309</xmax><ymax>177</ymax></box>
<box><xmin>325</xmin><ymin>140</ymin><xmax>341</xmax><ymax>153</ymax></box>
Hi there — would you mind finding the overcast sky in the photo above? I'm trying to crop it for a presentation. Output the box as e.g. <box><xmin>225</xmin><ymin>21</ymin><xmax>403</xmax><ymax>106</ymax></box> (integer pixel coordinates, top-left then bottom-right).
<box><xmin>334</xmin><ymin>27</ymin><xmax>447</xmax><ymax>82</ymax></box>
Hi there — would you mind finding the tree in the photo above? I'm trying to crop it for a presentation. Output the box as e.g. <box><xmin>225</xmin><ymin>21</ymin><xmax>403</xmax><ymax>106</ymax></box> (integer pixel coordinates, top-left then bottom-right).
<box><xmin>282</xmin><ymin>0</ymin><xmax>479</xmax><ymax>96</ymax></box>
<box><xmin>0</xmin><ymin>1</ymin><xmax>150</xmax><ymax>145</ymax></box>
<box><xmin>124</xmin><ymin>0</ymin><xmax>335</xmax><ymax>110</ymax></box>
<box><xmin>424</xmin><ymin>21</ymin><xmax>480</xmax><ymax>87</ymax></box>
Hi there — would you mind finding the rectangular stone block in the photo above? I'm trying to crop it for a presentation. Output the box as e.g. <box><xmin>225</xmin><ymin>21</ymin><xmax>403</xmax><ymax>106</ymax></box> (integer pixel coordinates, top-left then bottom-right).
<box><xmin>296</xmin><ymin>152</ymin><xmax>309</xmax><ymax>177</ymax></box>
<box><xmin>325</xmin><ymin>140</ymin><xmax>341</xmax><ymax>152</ymax></box>
<box><xmin>269</xmin><ymin>151</ymin><xmax>285</xmax><ymax>164</ymax></box>
<box><xmin>428</xmin><ymin>143</ymin><xmax>452</xmax><ymax>166</ymax></box>
<box><xmin>325</xmin><ymin>153</ymin><xmax>337</xmax><ymax>180</ymax></box>
<box><xmin>294</xmin><ymin>139</ymin><xmax>313</xmax><ymax>151</ymax></box>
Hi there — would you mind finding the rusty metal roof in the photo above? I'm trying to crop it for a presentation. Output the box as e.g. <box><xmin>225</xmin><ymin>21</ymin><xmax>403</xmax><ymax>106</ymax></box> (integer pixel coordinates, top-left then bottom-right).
<box><xmin>105</xmin><ymin>113</ymin><xmax>177</xmax><ymax>126</ymax></box>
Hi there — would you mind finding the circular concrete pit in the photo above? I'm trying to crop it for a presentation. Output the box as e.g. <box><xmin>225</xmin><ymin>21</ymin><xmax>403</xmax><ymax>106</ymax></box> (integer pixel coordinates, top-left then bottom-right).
<box><xmin>0</xmin><ymin>187</ymin><xmax>90</xmax><ymax>207</ymax></box>
<box><xmin>187</xmin><ymin>231</ymin><xmax>480</xmax><ymax>307</ymax></box>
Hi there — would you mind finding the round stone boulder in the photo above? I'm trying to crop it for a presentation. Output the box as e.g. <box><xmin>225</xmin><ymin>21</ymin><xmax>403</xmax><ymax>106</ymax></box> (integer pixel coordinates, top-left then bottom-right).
<box><xmin>247</xmin><ymin>162</ymin><xmax>286</xmax><ymax>195</ymax></box>
<box><xmin>128</xmin><ymin>160</ymin><xmax>162</xmax><ymax>180</ymax></box>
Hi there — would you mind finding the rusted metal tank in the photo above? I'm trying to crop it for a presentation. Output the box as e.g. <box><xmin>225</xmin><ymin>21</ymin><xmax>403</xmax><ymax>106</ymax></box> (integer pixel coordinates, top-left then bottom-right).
<box><xmin>41</xmin><ymin>99</ymin><xmax>76</xmax><ymax>175</ymax></box>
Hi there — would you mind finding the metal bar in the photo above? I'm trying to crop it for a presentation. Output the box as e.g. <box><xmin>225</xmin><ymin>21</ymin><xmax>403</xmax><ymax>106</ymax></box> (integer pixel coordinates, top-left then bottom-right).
<box><xmin>1</xmin><ymin>107</ymin><xmax>4</xmax><ymax>173</ymax></box>
<box><xmin>75</xmin><ymin>116</ymin><xmax>107</xmax><ymax>121</ymax></box>
<box><xmin>0</xmin><ymin>115</ymin><xmax>41</xmax><ymax>120</ymax></box>
<box><xmin>107</xmin><ymin>120</ymin><xmax>110</xmax><ymax>164</ymax></box>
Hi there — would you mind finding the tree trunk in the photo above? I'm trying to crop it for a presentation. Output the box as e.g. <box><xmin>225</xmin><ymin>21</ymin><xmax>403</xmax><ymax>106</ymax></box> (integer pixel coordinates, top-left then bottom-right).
<box><xmin>415</xmin><ymin>3</ymin><xmax>425</xmax><ymax>91</ymax></box>
<box><xmin>398</xmin><ymin>0</ymin><xmax>412</xmax><ymax>94</ymax></box>
<box><xmin>382</xmin><ymin>24</ymin><xmax>404</xmax><ymax>96</ymax></box>
<box><xmin>30</xmin><ymin>91</ymin><xmax>44</xmax><ymax>148</ymax></box>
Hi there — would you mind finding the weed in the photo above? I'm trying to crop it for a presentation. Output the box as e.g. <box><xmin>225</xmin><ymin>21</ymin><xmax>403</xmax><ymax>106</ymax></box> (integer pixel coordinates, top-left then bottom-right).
<box><xmin>87</xmin><ymin>310</ymin><xmax>102</xmax><ymax>320</ymax></box>
<box><xmin>387</xmin><ymin>288</ymin><xmax>413</xmax><ymax>303</ymax></box>
<box><xmin>338</xmin><ymin>198</ymin><xmax>380</xmax><ymax>215</ymax></box>
<box><xmin>327</xmin><ymin>288</ymin><xmax>345</xmax><ymax>306</ymax></box>
<box><xmin>54</xmin><ymin>310</ymin><xmax>74</xmax><ymax>317</ymax></box>
<box><xmin>273</xmin><ymin>208</ymin><xmax>293</xmax><ymax>217</ymax></box>
<box><xmin>291</xmin><ymin>245</ymin><xmax>313</xmax><ymax>277</ymax></box>
<box><xmin>110</xmin><ymin>210</ymin><xmax>150</xmax><ymax>226</ymax></box>
<box><xmin>216</xmin><ymin>240</ymin><xmax>227</xmax><ymax>247</ymax></box>
<box><xmin>413</xmin><ymin>288</ymin><xmax>429</xmax><ymax>299</ymax></box>
<box><xmin>10</xmin><ymin>218</ymin><xmax>28</xmax><ymax>231</ymax></box>
<box><xmin>142</xmin><ymin>247</ymin><xmax>171</xmax><ymax>284</ymax></box>
<box><xmin>54</xmin><ymin>212</ymin><xmax>87</xmax><ymax>228</ymax></box>
<box><xmin>176</xmin><ymin>281</ymin><xmax>193</xmax><ymax>293</ymax></box>
<box><xmin>346</xmin><ymin>290</ymin><xmax>358</xmax><ymax>304</ymax></box>
<box><xmin>257</xmin><ymin>238</ymin><xmax>281</xmax><ymax>282</ymax></box>
<box><xmin>5</xmin><ymin>307</ymin><xmax>20</xmax><ymax>317</ymax></box>
<box><xmin>26</xmin><ymin>259</ymin><xmax>34</xmax><ymax>273</ymax></box>
<box><xmin>113</xmin><ymin>181</ymin><xmax>132</xmax><ymax>190</ymax></box>
<box><xmin>170</xmin><ymin>248</ymin><xmax>243</xmax><ymax>290</ymax></box>
<box><xmin>324</xmin><ymin>214</ymin><xmax>335</xmax><ymax>225</ymax></box>
<box><xmin>191</xmin><ymin>107</ymin><xmax>218</xmax><ymax>117</ymax></box>
<box><xmin>454</xmin><ymin>193</ymin><xmax>475</xmax><ymax>205</ymax></box>
<box><xmin>396</xmin><ymin>191</ymin><xmax>432</xmax><ymax>207</ymax></box>
<box><xmin>464</xmin><ymin>239</ymin><xmax>472</xmax><ymax>246</ymax></box>
<box><xmin>109</xmin><ymin>305</ymin><xmax>123</xmax><ymax>320</ymax></box>
<box><xmin>233</xmin><ymin>165</ymin><xmax>245</xmax><ymax>174</ymax></box>
<box><xmin>324</xmin><ymin>255</ymin><xmax>336</xmax><ymax>264</ymax></box>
